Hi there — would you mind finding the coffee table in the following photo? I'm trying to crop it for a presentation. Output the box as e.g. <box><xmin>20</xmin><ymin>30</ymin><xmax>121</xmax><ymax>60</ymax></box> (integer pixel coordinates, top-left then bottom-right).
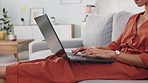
<box><xmin>0</xmin><ymin>39</ymin><xmax>34</xmax><ymax>62</ymax></box>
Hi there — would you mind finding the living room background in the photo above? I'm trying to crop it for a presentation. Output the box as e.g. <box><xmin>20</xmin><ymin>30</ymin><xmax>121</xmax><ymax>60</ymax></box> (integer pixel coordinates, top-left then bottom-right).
<box><xmin>0</xmin><ymin>0</ymin><xmax>144</xmax><ymax>38</ymax></box>
<box><xmin>0</xmin><ymin>0</ymin><xmax>89</xmax><ymax>38</ymax></box>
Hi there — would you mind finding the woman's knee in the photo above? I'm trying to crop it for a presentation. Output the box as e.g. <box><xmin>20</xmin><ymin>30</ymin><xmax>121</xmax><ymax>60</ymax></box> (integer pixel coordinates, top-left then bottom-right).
<box><xmin>0</xmin><ymin>77</ymin><xmax>5</xmax><ymax>83</ymax></box>
<box><xmin>0</xmin><ymin>66</ymin><xmax>6</xmax><ymax>78</ymax></box>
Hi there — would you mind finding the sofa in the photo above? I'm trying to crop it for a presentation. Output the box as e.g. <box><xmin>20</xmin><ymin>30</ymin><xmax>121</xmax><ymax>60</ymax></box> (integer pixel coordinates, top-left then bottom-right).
<box><xmin>29</xmin><ymin>11</ymin><xmax>148</xmax><ymax>83</ymax></box>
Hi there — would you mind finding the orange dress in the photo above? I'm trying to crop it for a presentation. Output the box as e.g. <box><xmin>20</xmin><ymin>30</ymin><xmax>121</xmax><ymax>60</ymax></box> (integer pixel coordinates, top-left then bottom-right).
<box><xmin>6</xmin><ymin>12</ymin><xmax>148</xmax><ymax>83</ymax></box>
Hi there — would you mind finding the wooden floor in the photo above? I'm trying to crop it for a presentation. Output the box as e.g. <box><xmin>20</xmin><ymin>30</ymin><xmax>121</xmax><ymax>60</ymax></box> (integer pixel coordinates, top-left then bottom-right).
<box><xmin>0</xmin><ymin>51</ymin><xmax>29</xmax><ymax>66</ymax></box>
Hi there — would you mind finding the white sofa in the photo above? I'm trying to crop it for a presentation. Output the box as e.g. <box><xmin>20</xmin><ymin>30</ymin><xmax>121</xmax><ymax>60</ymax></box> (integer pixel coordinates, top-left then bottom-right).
<box><xmin>29</xmin><ymin>11</ymin><xmax>148</xmax><ymax>83</ymax></box>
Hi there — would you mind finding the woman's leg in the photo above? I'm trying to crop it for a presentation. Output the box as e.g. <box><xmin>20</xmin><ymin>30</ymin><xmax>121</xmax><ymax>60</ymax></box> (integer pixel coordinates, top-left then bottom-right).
<box><xmin>0</xmin><ymin>77</ymin><xmax>5</xmax><ymax>83</ymax></box>
<box><xmin>0</xmin><ymin>66</ymin><xmax>6</xmax><ymax>78</ymax></box>
<box><xmin>5</xmin><ymin>55</ymin><xmax>148</xmax><ymax>83</ymax></box>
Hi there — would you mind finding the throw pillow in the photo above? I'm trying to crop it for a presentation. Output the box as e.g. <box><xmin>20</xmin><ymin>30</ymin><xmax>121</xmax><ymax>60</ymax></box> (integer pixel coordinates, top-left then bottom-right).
<box><xmin>112</xmin><ymin>11</ymin><xmax>133</xmax><ymax>41</ymax></box>
<box><xmin>83</xmin><ymin>14</ymin><xmax>114</xmax><ymax>46</ymax></box>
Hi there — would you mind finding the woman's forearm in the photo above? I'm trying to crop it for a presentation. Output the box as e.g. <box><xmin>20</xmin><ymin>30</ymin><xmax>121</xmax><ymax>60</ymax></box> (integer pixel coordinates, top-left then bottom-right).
<box><xmin>115</xmin><ymin>53</ymin><xmax>148</xmax><ymax>68</ymax></box>
<box><xmin>95</xmin><ymin>46</ymin><xmax>110</xmax><ymax>50</ymax></box>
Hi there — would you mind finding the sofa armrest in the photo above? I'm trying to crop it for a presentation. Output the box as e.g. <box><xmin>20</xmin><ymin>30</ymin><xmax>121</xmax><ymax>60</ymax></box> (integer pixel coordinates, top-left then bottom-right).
<box><xmin>29</xmin><ymin>41</ymin><xmax>49</xmax><ymax>55</ymax></box>
<box><xmin>29</xmin><ymin>38</ymin><xmax>83</xmax><ymax>55</ymax></box>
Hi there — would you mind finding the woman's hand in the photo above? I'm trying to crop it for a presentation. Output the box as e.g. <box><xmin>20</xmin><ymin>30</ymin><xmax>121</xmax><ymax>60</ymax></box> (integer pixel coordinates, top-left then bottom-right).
<box><xmin>80</xmin><ymin>48</ymin><xmax>115</xmax><ymax>59</ymax></box>
<box><xmin>72</xmin><ymin>47</ymin><xmax>93</xmax><ymax>55</ymax></box>
<box><xmin>72</xmin><ymin>47</ymin><xmax>115</xmax><ymax>59</ymax></box>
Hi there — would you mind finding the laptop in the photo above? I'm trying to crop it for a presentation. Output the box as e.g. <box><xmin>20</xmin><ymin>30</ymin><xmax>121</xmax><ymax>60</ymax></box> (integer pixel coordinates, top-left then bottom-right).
<box><xmin>34</xmin><ymin>14</ymin><xmax>114</xmax><ymax>64</ymax></box>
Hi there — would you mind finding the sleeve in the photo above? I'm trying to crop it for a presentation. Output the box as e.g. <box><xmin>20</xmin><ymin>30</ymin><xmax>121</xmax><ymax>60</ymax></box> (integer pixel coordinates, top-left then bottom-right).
<box><xmin>107</xmin><ymin>41</ymin><xmax>120</xmax><ymax>50</ymax></box>
<box><xmin>107</xmin><ymin>33</ymin><xmax>123</xmax><ymax>50</ymax></box>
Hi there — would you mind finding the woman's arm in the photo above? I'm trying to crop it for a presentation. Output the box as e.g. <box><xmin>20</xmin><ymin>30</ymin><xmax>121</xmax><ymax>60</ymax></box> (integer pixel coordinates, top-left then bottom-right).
<box><xmin>74</xmin><ymin>47</ymin><xmax>148</xmax><ymax>68</ymax></box>
<box><xmin>94</xmin><ymin>46</ymin><xmax>110</xmax><ymax>50</ymax></box>
<box><xmin>114</xmin><ymin>52</ymin><xmax>148</xmax><ymax>68</ymax></box>
<box><xmin>72</xmin><ymin>46</ymin><xmax>148</xmax><ymax>68</ymax></box>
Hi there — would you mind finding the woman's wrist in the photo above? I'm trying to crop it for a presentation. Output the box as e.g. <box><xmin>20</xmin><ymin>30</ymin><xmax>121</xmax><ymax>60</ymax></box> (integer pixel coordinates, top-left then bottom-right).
<box><xmin>112</xmin><ymin>50</ymin><xmax>121</xmax><ymax>59</ymax></box>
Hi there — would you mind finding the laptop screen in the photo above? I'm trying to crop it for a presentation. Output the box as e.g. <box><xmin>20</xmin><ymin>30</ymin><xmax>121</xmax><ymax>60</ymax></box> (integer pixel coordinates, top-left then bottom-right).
<box><xmin>34</xmin><ymin>14</ymin><xmax>65</xmax><ymax>54</ymax></box>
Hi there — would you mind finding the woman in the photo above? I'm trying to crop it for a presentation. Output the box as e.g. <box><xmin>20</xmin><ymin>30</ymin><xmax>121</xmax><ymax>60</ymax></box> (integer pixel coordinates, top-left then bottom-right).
<box><xmin>0</xmin><ymin>0</ymin><xmax>148</xmax><ymax>83</ymax></box>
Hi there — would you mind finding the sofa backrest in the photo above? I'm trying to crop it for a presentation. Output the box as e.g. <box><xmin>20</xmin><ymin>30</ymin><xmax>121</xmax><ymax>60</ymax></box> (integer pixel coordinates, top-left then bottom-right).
<box><xmin>82</xmin><ymin>11</ymin><xmax>133</xmax><ymax>46</ymax></box>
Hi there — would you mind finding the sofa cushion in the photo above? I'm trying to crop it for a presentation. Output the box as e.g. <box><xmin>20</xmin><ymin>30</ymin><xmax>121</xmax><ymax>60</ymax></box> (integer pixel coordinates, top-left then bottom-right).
<box><xmin>112</xmin><ymin>11</ymin><xmax>133</xmax><ymax>41</ymax></box>
<box><xmin>83</xmin><ymin>14</ymin><xmax>114</xmax><ymax>46</ymax></box>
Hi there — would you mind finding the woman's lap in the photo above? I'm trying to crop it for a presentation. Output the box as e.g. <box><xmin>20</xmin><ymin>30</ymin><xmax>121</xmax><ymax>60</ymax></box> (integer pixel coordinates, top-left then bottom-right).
<box><xmin>6</xmin><ymin>55</ymin><xmax>148</xmax><ymax>83</ymax></box>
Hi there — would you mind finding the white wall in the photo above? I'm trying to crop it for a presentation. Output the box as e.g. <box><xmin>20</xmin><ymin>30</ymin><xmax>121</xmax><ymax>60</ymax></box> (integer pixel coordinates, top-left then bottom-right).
<box><xmin>96</xmin><ymin>0</ymin><xmax>144</xmax><ymax>15</ymax></box>
<box><xmin>0</xmin><ymin>0</ymin><xmax>1</xmax><ymax>13</ymax></box>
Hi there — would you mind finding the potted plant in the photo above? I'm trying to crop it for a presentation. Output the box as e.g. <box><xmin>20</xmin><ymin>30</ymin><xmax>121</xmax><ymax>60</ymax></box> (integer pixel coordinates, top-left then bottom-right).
<box><xmin>0</xmin><ymin>8</ymin><xmax>13</xmax><ymax>35</ymax></box>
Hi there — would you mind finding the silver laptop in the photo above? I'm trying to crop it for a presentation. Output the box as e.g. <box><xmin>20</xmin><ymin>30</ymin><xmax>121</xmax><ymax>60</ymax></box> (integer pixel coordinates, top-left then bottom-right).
<box><xmin>34</xmin><ymin>14</ymin><xmax>114</xmax><ymax>64</ymax></box>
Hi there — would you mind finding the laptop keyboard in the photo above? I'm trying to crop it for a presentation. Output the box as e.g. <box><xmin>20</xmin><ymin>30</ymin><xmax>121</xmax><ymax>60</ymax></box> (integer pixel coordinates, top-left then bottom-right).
<box><xmin>67</xmin><ymin>52</ymin><xmax>88</xmax><ymax>61</ymax></box>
